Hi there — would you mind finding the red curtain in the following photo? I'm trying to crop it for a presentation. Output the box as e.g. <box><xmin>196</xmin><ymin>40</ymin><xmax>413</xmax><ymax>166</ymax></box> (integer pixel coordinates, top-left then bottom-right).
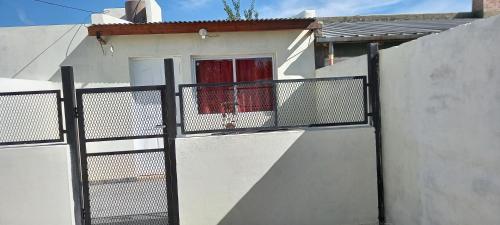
<box><xmin>196</xmin><ymin>60</ymin><xmax>234</xmax><ymax>114</ymax></box>
<box><xmin>236</xmin><ymin>58</ymin><xmax>273</xmax><ymax>112</ymax></box>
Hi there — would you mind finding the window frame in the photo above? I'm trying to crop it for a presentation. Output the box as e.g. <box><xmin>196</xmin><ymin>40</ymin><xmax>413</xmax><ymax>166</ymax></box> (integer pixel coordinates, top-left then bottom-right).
<box><xmin>191</xmin><ymin>54</ymin><xmax>276</xmax><ymax>84</ymax></box>
<box><xmin>191</xmin><ymin>54</ymin><xmax>276</xmax><ymax>114</ymax></box>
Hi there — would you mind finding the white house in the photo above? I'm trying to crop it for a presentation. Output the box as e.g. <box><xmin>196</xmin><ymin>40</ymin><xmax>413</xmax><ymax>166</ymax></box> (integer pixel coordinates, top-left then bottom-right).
<box><xmin>0</xmin><ymin>2</ymin><xmax>378</xmax><ymax>225</ymax></box>
<box><xmin>0</xmin><ymin>0</ymin><xmax>318</xmax><ymax>89</ymax></box>
<box><xmin>62</xmin><ymin>19</ymin><xmax>317</xmax><ymax>86</ymax></box>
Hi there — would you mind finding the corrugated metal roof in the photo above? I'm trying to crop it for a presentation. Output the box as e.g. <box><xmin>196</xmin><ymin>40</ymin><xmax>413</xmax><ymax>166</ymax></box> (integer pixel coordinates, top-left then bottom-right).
<box><xmin>90</xmin><ymin>18</ymin><xmax>315</xmax><ymax>26</ymax></box>
<box><xmin>88</xmin><ymin>18</ymin><xmax>319</xmax><ymax>36</ymax></box>
<box><xmin>318</xmin><ymin>19</ymin><xmax>476</xmax><ymax>42</ymax></box>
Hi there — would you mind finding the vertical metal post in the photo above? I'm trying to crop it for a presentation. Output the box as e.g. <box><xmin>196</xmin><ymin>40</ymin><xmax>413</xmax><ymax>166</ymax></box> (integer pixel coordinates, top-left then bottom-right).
<box><xmin>368</xmin><ymin>43</ymin><xmax>385</xmax><ymax>225</ymax></box>
<box><xmin>272</xmin><ymin>82</ymin><xmax>279</xmax><ymax>127</ymax></box>
<box><xmin>61</xmin><ymin>66</ymin><xmax>83</xmax><ymax>225</ymax></box>
<box><xmin>362</xmin><ymin>76</ymin><xmax>369</xmax><ymax>124</ymax></box>
<box><xmin>178</xmin><ymin>86</ymin><xmax>186</xmax><ymax>135</ymax></box>
<box><xmin>328</xmin><ymin>42</ymin><xmax>335</xmax><ymax>65</ymax></box>
<box><xmin>76</xmin><ymin>90</ymin><xmax>91</xmax><ymax>225</ymax></box>
<box><xmin>163</xmin><ymin>58</ymin><xmax>180</xmax><ymax>225</ymax></box>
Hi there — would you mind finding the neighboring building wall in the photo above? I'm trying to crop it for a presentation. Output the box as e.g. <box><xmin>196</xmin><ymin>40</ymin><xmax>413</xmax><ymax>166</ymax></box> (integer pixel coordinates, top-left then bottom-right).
<box><xmin>315</xmin><ymin>54</ymin><xmax>367</xmax><ymax>77</ymax></box>
<box><xmin>314</xmin><ymin>15</ymin><xmax>500</xmax><ymax>225</ymax></box>
<box><xmin>473</xmin><ymin>0</ymin><xmax>500</xmax><ymax>17</ymax></box>
<box><xmin>0</xmin><ymin>144</ymin><xmax>74</xmax><ymax>225</ymax></box>
<box><xmin>0</xmin><ymin>25</ymin><xmax>87</xmax><ymax>80</ymax></box>
<box><xmin>60</xmin><ymin>29</ymin><xmax>316</xmax><ymax>84</ymax></box>
<box><xmin>177</xmin><ymin>127</ymin><xmax>378</xmax><ymax>225</ymax></box>
<box><xmin>314</xmin><ymin>41</ymin><xmax>408</xmax><ymax>68</ymax></box>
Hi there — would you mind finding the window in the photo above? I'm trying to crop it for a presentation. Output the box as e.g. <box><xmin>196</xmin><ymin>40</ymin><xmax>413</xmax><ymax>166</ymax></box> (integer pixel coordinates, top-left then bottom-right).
<box><xmin>195</xmin><ymin>60</ymin><xmax>234</xmax><ymax>114</ymax></box>
<box><xmin>195</xmin><ymin>57</ymin><xmax>273</xmax><ymax>114</ymax></box>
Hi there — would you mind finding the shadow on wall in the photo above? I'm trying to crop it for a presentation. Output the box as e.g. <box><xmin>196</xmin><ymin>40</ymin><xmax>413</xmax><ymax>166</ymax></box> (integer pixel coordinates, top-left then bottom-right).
<box><xmin>282</xmin><ymin>30</ymin><xmax>315</xmax><ymax>78</ymax></box>
<box><xmin>52</xmin><ymin>36</ymin><xmax>130</xmax><ymax>84</ymax></box>
<box><xmin>210</xmin><ymin>128</ymin><xmax>378</xmax><ymax>225</ymax></box>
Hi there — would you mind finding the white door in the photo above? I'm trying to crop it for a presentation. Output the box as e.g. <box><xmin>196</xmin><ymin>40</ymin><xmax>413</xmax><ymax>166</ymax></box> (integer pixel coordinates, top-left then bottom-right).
<box><xmin>129</xmin><ymin>57</ymin><xmax>180</xmax><ymax>176</ymax></box>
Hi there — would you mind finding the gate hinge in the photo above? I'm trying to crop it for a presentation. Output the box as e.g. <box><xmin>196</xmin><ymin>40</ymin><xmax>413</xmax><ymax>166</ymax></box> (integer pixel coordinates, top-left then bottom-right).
<box><xmin>74</xmin><ymin>107</ymin><xmax>79</xmax><ymax>118</ymax></box>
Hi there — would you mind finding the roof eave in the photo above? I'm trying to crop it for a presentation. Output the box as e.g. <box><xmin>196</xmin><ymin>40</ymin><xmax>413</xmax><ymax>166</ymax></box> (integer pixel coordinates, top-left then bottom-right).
<box><xmin>88</xmin><ymin>19</ymin><xmax>319</xmax><ymax>36</ymax></box>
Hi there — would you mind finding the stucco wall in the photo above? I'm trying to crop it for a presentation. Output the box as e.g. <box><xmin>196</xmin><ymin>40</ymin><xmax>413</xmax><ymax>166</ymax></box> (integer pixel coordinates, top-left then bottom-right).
<box><xmin>0</xmin><ymin>127</ymin><xmax>377</xmax><ymax>225</ymax></box>
<box><xmin>380</xmin><ymin>15</ymin><xmax>500</xmax><ymax>225</ymax></box>
<box><xmin>0</xmin><ymin>25</ymin><xmax>87</xmax><ymax>80</ymax></box>
<box><xmin>0</xmin><ymin>78</ymin><xmax>61</xmax><ymax>91</ymax></box>
<box><xmin>0</xmin><ymin>25</ymin><xmax>314</xmax><ymax>86</ymax></box>
<box><xmin>315</xmin><ymin>54</ymin><xmax>367</xmax><ymax>78</ymax></box>
<box><xmin>0</xmin><ymin>144</ymin><xmax>74</xmax><ymax>225</ymax></box>
<box><xmin>177</xmin><ymin>127</ymin><xmax>378</xmax><ymax>225</ymax></box>
<box><xmin>60</xmin><ymin>29</ymin><xmax>316</xmax><ymax>84</ymax></box>
<box><xmin>315</xmin><ymin>15</ymin><xmax>500</xmax><ymax>225</ymax></box>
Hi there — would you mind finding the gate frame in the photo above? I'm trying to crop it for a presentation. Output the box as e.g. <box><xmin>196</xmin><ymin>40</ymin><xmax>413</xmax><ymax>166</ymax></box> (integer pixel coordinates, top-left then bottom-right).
<box><xmin>63</xmin><ymin>58</ymin><xmax>180</xmax><ymax>225</ymax></box>
<box><xmin>163</xmin><ymin>59</ymin><xmax>180</xmax><ymax>225</ymax></box>
<box><xmin>367</xmin><ymin>43</ymin><xmax>385</xmax><ymax>225</ymax></box>
<box><xmin>61</xmin><ymin>66</ymin><xmax>84</xmax><ymax>225</ymax></box>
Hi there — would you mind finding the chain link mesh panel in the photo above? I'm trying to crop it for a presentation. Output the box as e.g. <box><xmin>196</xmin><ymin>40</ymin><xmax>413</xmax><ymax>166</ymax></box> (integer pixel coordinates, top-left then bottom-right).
<box><xmin>77</xmin><ymin>87</ymin><xmax>164</xmax><ymax>141</ymax></box>
<box><xmin>87</xmin><ymin>150</ymin><xmax>168</xmax><ymax>225</ymax></box>
<box><xmin>279</xmin><ymin>77</ymin><xmax>367</xmax><ymax>126</ymax></box>
<box><xmin>0</xmin><ymin>90</ymin><xmax>63</xmax><ymax>145</ymax></box>
<box><xmin>179</xmin><ymin>77</ymin><xmax>367</xmax><ymax>134</ymax></box>
<box><xmin>180</xmin><ymin>83</ymin><xmax>276</xmax><ymax>133</ymax></box>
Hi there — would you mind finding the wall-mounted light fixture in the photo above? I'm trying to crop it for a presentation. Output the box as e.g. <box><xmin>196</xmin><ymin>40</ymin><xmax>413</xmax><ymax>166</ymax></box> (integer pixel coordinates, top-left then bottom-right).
<box><xmin>198</xmin><ymin>28</ymin><xmax>208</xmax><ymax>39</ymax></box>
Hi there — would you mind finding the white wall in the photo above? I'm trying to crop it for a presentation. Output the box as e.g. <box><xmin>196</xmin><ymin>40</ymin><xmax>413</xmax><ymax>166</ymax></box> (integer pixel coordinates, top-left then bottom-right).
<box><xmin>60</xmin><ymin>29</ymin><xmax>316</xmax><ymax>84</ymax></box>
<box><xmin>0</xmin><ymin>78</ymin><xmax>128</xmax><ymax>91</ymax></box>
<box><xmin>314</xmin><ymin>15</ymin><xmax>500</xmax><ymax>225</ymax></box>
<box><xmin>146</xmin><ymin>0</ymin><xmax>162</xmax><ymax>22</ymax></box>
<box><xmin>91</xmin><ymin>14</ymin><xmax>130</xmax><ymax>25</ymax></box>
<box><xmin>380</xmin><ymin>16</ymin><xmax>500</xmax><ymax>225</ymax></box>
<box><xmin>57</xmin><ymin>29</ymin><xmax>315</xmax><ymax>133</ymax></box>
<box><xmin>0</xmin><ymin>127</ymin><xmax>377</xmax><ymax>225</ymax></box>
<box><xmin>0</xmin><ymin>25</ymin><xmax>87</xmax><ymax>80</ymax></box>
<box><xmin>0</xmin><ymin>25</ymin><xmax>314</xmax><ymax>86</ymax></box>
<box><xmin>177</xmin><ymin>127</ymin><xmax>378</xmax><ymax>225</ymax></box>
<box><xmin>0</xmin><ymin>78</ymin><xmax>61</xmax><ymax>91</ymax></box>
<box><xmin>0</xmin><ymin>144</ymin><xmax>74</xmax><ymax>225</ymax></box>
<box><xmin>315</xmin><ymin>55</ymin><xmax>367</xmax><ymax>78</ymax></box>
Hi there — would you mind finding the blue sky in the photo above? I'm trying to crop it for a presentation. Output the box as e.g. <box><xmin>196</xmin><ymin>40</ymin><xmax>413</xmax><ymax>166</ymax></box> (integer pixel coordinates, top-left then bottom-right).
<box><xmin>0</xmin><ymin>0</ymin><xmax>471</xmax><ymax>27</ymax></box>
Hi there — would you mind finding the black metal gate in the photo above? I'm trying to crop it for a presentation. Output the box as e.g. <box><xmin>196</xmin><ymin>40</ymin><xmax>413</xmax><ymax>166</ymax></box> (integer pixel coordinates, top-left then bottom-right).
<box><xmin>75</xmin><ymin>85</ymin><xmax>178</xmax><ymax>225</ymax></box>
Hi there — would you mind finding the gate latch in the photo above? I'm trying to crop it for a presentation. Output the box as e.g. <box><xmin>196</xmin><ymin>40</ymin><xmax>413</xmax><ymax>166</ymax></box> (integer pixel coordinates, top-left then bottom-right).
<box><xmin>155</xmin><ymin>124</ymin><xmax>167</xmax><ymax>129</ymax></box>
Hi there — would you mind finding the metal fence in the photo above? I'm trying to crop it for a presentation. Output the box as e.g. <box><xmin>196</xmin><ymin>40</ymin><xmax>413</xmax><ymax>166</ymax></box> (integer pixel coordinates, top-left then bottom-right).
<box><xmin>0</xmin><ymin>76</ymin><xmax>368</xmax><ymax>144</ymax></box>
<box><xmin>76</xmin><ymin>86</ymin><xmax>165</xmax><ymax>142</ymax></box>
<box><xmin>179</xmin><ymin>76</ymin><xmax>368</xmax><ymax>134</ymax></box>
<box><xmin>75</xmin><ymin>85</ymin><xmax>173</xmax><ymax>225</ymax></box>
<box><xmin>86</xmin><ymin>149</ymin><xmax>169</xmax><ymax>225</ymax></box>
<box><xmin>0</xmin><ymin>90</ymin><xmax>64</xmax><ymax>145</ymax></box>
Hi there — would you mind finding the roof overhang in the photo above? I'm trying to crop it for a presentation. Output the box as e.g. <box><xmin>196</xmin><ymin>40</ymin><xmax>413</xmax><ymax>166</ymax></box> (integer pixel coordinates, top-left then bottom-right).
<box><xmin>88</xmin><ymin>18</ymin><xmax>320</xmax><ymax>36</ymax></box>
<box><xmin>316</xmin><ymin>33</ymin><xmax>431</xmax><ymax>43</ymax></box>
